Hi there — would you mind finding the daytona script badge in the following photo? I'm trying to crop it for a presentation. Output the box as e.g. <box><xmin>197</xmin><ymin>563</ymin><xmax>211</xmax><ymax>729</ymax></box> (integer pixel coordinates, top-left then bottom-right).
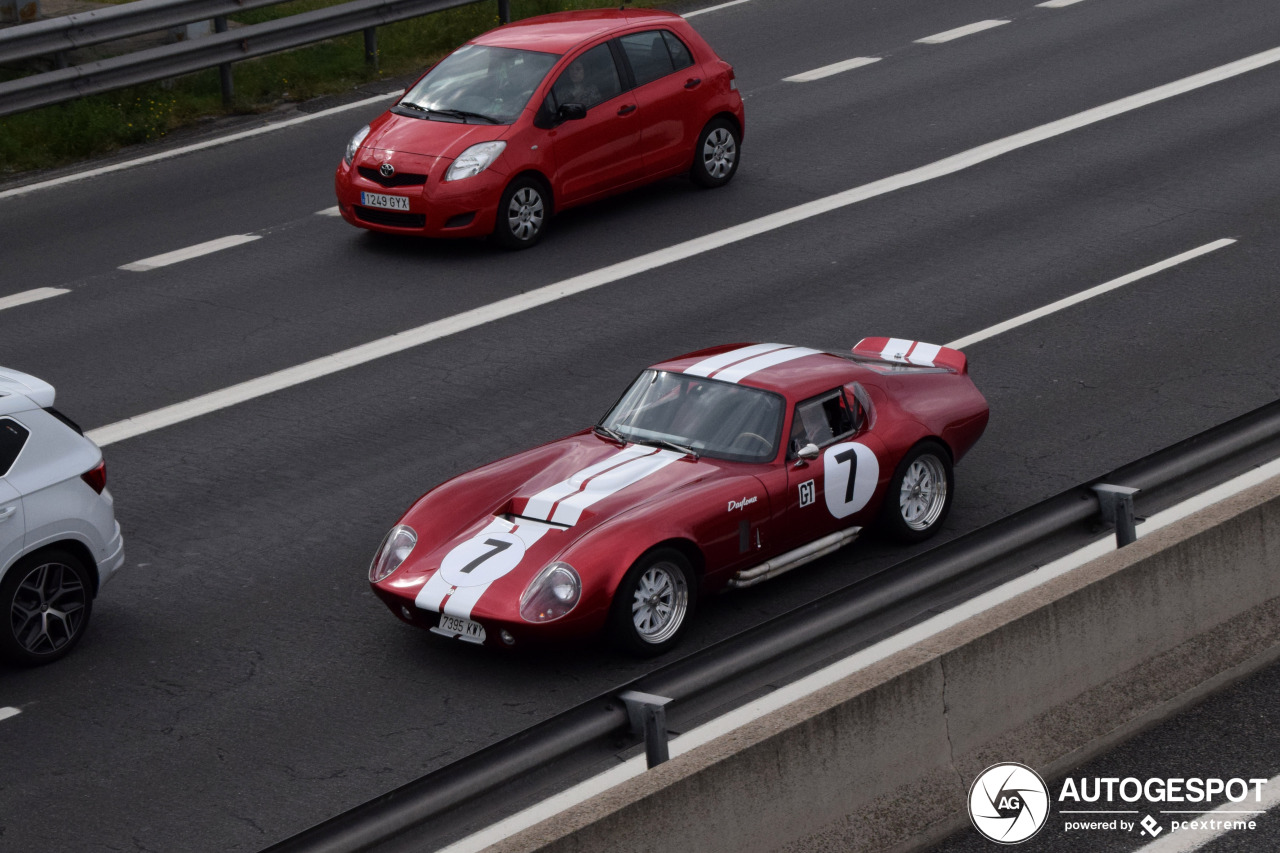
<box><xmin>969</xmin><ymin>762</ymin><xmax>1050</xmax><ymax>844</ymax></box>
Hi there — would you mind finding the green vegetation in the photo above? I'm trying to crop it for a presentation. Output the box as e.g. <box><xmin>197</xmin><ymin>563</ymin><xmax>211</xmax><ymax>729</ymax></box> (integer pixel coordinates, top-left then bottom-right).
<box><xmin>0</xmin><ymin>0</ymin><xmax>653</xmax><ymax>175</ymax></box>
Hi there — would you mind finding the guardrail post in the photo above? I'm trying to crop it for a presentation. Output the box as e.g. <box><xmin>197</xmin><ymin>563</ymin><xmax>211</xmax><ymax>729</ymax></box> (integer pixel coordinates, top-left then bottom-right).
<box><xmin>1093</xmin><ymin>484</ymin><xmax>1140</xmax><ymax>547</ymax></box>
<box><xmin>214</xmin><ymin>16</ymin><xmax>233</xmax><ymax>105</ymax></box>
<box><xmin>619</xmin><ymin>690</ymin><xmax>672</xmax><ymax>768</ymax></box>
<box><xmin>497</xmin><ymin>0</ymin><xmax>509</xmax><ymax>23</ymax></box>
<box><xmin>363</xmin><ymin>26</ymin><xmax>377</xmax><ymax>69</ymax></box>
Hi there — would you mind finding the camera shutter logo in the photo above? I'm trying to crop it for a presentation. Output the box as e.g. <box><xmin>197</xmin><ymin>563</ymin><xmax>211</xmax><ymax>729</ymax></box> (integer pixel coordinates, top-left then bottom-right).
<box><xmin>968</xmin><ymin>762</ymin><xmax>1050</xmax><ymax>844</ymax></box>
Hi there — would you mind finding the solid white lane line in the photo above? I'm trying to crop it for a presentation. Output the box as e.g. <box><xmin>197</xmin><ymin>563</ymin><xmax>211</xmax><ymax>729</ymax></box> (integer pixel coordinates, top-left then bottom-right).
<box><xmin>0</xmin><ymin>287</ymin><xmax>68</xmax><ymax>311</ymax></box>
<box><xmin>316</xmin><ymin>206</ymin><xmax>341</xmax><ymax>216</ymax></box>
<box><xmin>119</xmin><ymin>234</ymin><xmax>262</xmax><ymax>272</ymax></box>
<box><xmin>682</xmin><ymin>0</ymin><xmax>752</xmax><ymax>18</ymax></box>
<box><xmin>916</xmin><ymin>19</ymin><xmax>1011</xmax><ymax>44</ymax></box>
<box><xmin>85</xmin><ymin>44</ymin><xmax>1280</xmax><ymax>446</ymax></box>
<box><xmin>0</xmin><ymin>707</ymin><xmax>19</xmax><ymax>722</ymax></box>
<box><xmin>1038</xmin><ymin>0</ymin><xmax>1088</xmax><ymax>7</ymax></box>
<box><xmin>0</xmin><ymin>91</ymin><xmax>399</xmax><ymax>202</ymax></box>
<box><xmin>1136</xmin><ymin>771</ymin><xmax>1280</xmax><ymax>852</ymax></box>
<box><xmin>945</xmin><ymin>239</ymin><xmax>1236</xmax><ymax>350</ymax></box>
<box><xmin>441</xmin><ymin>460</ymin><xmax>1280</xmax><ymax>853</ymax></box>
<box><xmin>784</xmin><ymin>57</ymin><xmax>881</xmax><ymax>83</ymax></box>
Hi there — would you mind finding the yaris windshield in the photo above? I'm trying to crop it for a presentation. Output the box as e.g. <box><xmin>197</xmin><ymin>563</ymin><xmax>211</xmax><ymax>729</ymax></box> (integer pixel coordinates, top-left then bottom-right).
<box><xmin>399</xmin><ymin>45</ymin><xmax>559</xmax><ymax>125</ymax></box>
<box><xmin>600</xmin><ymin>371</ymin><xmax>785</xmax><ymax>463</ymax></box>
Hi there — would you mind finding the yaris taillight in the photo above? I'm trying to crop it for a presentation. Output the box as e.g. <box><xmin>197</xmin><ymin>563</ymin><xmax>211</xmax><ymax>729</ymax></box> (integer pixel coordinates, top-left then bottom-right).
<box><xmin>81</xmin><ymin>461</ymin><xmax>106</xmax><ymax>494</ymax></box>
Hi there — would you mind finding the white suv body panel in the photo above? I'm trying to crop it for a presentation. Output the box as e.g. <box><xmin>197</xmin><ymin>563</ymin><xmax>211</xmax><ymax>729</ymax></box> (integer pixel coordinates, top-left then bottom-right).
<box><xmin>0</xmin><ymin>479</ymin><xmax>24</xmax><ymax>572</ymax></box>
<box><xmin>0</xmin><ymin>376</ymin><xmax>124</xmax><ymax>592</ymax></box>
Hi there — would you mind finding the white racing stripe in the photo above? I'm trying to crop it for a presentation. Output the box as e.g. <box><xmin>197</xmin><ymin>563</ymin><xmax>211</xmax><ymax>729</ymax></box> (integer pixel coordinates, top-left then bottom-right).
<box><xmin>1135</xmin><ymin>771</ymin><xmax>1280</xmax><ymax>852</ymax></box>
<box><xmin>945</xmin><ymin>240</ymin><xmax>1236</xmax><ymax>350</ymax></box>
<box><xmin>878</xmin><ymin>339</ymin><xmax>941</xmax><ymax>366</ymax></box>
<box><xmin>437</xmin><ymin>459</ymin><xmax>1280</xmax><ymax>853</ymax></box>
<box><xmin>784</xmin><ymin>57</ymin><xmax>881</xmax><ymax>83</ymax></box>
<box><xmin>711</xmin><ymin>346</ymin><xmax>823</xmax><ymax>384</ymax></box>
<box><xmin>684</xmin><ymin>343</ymin><xmax>790</xmax><ymax>379</ymax></box>
<box><xmin>523</xmin><ymin>445</ymin><xmax>657</xmax><ymax>522</ymax></box>
<box><xmin>524</xmin><ymin>446</ymin><xmax>683</xmax><ymax>527</ymax></box>
<box><xmin>916</xmin><ymin>20</ymin><xmax>1011</xmax><ymax>44</ymax></box>
<box><xmin>0</xmin><ymin>287</ymin><xmax>68</xmax><ymax>312</ymax></box>
<box><xmin>85</xmin><ymin>46</ymin><xmax>1280</xmax><ymax>446</ymax></box>
<box><xmin>444</xmin><ymin>520</ymin><xmax>556</xmax><ymax>620</ymax></box>
<box><xmin>119</xmin><ymin>234</ymin><xmax>261</xmax><ymax>272</ymax></box>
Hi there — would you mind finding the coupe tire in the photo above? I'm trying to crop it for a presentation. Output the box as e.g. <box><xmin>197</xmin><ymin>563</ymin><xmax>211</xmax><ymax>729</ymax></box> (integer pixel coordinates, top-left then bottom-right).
<box><xmin>609</xmin><ymin>548</ymin><xmax>695</xmax><ymax>656</ymax></box>
<box><xmin>493</xmin><ymin>175</ymin><xmax>550</xmax><ymax>250</ymax></box>
<box><xmin>690</xmin><ymin>118</ymin><xmax>740</xmax><ymax>188</ymax></box>
<box><xmin>880</xmin><ymin>441</ymin><xmax>954</xmax><ymax>544</ymax></box>
<box><xmin>0</xmin><ymin>549</ymin><xmax>94</xmax><ymax>667</ymax></box>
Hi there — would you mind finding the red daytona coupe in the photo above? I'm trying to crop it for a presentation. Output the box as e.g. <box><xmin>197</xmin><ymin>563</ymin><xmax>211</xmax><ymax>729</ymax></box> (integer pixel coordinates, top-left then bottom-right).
<box><xmin>369</xmin><ymin>340</ymin><xmax>989</xmax><ymax>655</ymax></box>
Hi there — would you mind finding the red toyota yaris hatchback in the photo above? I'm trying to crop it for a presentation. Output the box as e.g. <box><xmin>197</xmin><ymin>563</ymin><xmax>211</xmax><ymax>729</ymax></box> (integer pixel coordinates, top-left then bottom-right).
<box><xmin>334</xmin><ymin>9</ymin><xmax>744</xmax><ymax>248</ymax></box>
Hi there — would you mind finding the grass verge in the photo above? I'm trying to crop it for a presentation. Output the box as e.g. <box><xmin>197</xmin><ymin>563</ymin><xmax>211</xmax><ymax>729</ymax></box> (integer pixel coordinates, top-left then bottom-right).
<box><xmin>0</xmin><ymin>0</ymin><xmax>654</xmax><ymax>176</ymax></box>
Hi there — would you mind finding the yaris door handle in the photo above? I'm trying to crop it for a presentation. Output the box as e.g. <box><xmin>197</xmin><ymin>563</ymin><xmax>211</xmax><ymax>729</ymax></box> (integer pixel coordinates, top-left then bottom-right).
<box><xmin>617</xmin><ymin>103</ymin><xmax>637</xmax><ymax>116</ymax></box>
<box><xmin>684</xmin><ymin>77</ymin><xmax>702</xmax><ymax>89</ymax></box>
<box><xmin>0</xmin><ymin>506</ymin><xmax>15</xmax><ymax>522</ymax></box>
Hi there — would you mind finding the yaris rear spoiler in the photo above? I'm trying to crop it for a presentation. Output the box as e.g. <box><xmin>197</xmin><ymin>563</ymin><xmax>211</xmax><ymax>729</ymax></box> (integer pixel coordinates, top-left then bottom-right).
<box><xmin>851</xmin><ymin>338</ymin><xmax>968</xmax><ymax>374</ymax></box>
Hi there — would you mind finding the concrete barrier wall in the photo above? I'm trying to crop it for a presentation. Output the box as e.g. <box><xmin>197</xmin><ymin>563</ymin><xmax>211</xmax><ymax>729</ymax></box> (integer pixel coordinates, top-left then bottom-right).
<box><xmin>489</xmin><ymin>473</ymin><xmax>1280</xmax><ymax>853</ymax></box>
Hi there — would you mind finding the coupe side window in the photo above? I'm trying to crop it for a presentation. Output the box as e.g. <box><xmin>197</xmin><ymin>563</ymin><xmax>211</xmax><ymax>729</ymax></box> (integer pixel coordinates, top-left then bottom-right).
<box><xmin>0</xmin><ymin>418</ymin><xmax>30</xmax><ymax>476</ymax></box>
<box><xmin>789</xmin><ymin>390</ymin><xmax>856</xmax><ymax>454</ymax></box>
<box><xmin>618</xmin><ymin>30</ymin><xmax>679</xmax><ymax>87</ymax></box>
<box><xmin>549</xmin><ymin>43</ymin><xmax>622</xmax><ymax>110</ymax></box>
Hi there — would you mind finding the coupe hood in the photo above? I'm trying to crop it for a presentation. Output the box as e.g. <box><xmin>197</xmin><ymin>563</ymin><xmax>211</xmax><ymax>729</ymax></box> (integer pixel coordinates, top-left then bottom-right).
<box><xmin>364</xmin><ymin>112</ymin><xmax>508</xmax><ymax>157</ymax></box>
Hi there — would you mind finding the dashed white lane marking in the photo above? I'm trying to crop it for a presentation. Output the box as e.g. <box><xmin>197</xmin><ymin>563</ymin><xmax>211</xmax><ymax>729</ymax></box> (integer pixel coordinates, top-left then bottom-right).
<box><xmin>946</xmin><ymin>239</ymin><xmax>1236</xmax><ymax>350</ymax></box>
<box><xmin>0</xmin><ymin>91</ymin><xmax>399</xmax><ymax>202</ymax></box>
<box><xmin>85</xmin><ymin>44</ymin><xmax>1280</xmax><ymax>446</ymax></box>
<box><xmin>784</xmin><ymin>57</ymin><xmax>881</xmax><ymax>83</ymax></box>
<box><xmin>916</xmin><ymin>19</ymin><xmax>1011</xmax><ymax>43</ymax></box>
<box><xmin>316</xmin><ymin>206</ymin><xmax>341</xmax><ymax>216</ymax></box>
<box><xmin>682</xmin><ymin>0</ymin><xmax>752</xmax><ymax>18</ymax></box>
<box><xmin>0</xmin><ymin>707</ymin><xmax>20</xmax><ymax>722</ymax></box>
<box><xmin>1136</xmin><ymin>771</ymin><xmax>1280</xmax><ymax>851</ymax></box>
<box><xmin>1038</xmin><ymin>0</ymin><xmax>1088</xmax><ymax>7</ymax></box>
<box><xmin>119</xmin><ymin>234</ymin><xmax>262</xmax><ymax>272</ymax></box>
<box><xmin>0</xmin><ymin>287</ymin><xmax>68</xmax><ymax>312</ymax></box>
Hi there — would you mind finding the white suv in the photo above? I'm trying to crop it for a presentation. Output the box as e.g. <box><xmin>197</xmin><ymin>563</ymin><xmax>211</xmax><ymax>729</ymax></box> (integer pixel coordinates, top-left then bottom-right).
<box><xmin>0</xmin><ymin>367</ymin><xmax>124</xmax><ymax>666</ymax></box>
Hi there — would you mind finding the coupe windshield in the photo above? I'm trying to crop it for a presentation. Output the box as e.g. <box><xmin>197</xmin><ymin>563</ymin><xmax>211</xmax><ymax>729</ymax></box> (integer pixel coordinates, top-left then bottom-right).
<box><xmin>600</xmin><ymin>371</ymin><xmax>785</xmax><ymax>463</ymax></box>
<box><xmin>400</xmin><ymin>45</ymin><xmax>559</xmax><ymax>125</ymax></box>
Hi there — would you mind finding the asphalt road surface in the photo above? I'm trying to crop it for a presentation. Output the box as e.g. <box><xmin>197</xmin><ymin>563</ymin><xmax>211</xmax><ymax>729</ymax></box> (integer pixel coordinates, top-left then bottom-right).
<box><xmin>2</xmin><ymin>0</ymin><xmax>1280</xmax><ymax>849</ymax></box>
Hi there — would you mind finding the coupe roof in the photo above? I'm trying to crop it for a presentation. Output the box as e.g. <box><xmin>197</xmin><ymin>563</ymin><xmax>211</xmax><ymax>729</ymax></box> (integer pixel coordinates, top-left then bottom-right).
<box><xmin>470</xmin><ymin>9</ymin><xmax>685</xmax><ymax>54</ymax></box>
<box><xmin>651</xmin><ymin>344</ymin><xmax>864</xmax><ymax>401</ymax></box>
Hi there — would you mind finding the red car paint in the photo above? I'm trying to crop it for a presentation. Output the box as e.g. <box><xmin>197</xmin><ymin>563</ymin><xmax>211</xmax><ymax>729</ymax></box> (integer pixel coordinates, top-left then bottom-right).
<box><xmin>334</xmin><ymin>9</ymin><xmax>744</xmax><ymax>242</ymax></box>
<box><xmin>370</xmin><ymin>341</ymin><xmax>989</xmax><ymax>651</ymax></box>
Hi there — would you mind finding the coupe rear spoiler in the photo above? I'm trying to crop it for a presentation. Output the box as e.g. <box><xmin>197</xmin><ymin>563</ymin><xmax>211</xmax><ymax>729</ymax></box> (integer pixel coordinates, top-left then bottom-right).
<box><xmin>851</xmin><ymin>338</ymin><xmax>968</xmax><ymax>374</ymax></box>
<box><xmin>0</xmin><ymin>366</ymin><xmax>56</xmax><ymax>408</ymax></box>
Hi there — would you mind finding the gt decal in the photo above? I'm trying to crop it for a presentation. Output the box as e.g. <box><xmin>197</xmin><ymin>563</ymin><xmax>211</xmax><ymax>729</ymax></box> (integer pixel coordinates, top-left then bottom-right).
<box><xmin>798</xmin><ymin>479</ymin><xmax>816</xmax><ymax>508</ymax></box>
<box><xmin>822</xmin><ymin>441</ymin><xmax>879</xmax><ymax>519</ymax></box>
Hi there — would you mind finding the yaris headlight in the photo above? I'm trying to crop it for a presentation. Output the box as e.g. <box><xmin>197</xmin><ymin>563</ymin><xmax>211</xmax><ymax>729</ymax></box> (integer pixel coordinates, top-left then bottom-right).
<box><xmin>445</xmin><ymin>141</ymin><xmax>506</xmax><ymax>181</ymax></box>
<box><xmin>369</xmin><ymin>524</ymin><xmax>417</xmax><ymax>582</ymax></box>
<box><xmin>519</xmin><ymin>562</ymin><xmax>580</xmax><ymax>623</ymax></box>
<box><xmin>345</xmin><ymin>124</ymin><xmax>371</xmax><ymax>165</ymax></box>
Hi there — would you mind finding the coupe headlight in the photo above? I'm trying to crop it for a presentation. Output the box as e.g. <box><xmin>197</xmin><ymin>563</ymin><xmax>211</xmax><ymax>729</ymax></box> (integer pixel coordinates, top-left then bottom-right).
<box><xmin>444</xmin><ymin>141</ymin><xmax>506</xmax><ymax>181</ymax></box>
<box><xmin>345</xmin><ymin>124</ymin><xmax>371</xmax><ymax>165</ymax></box>
<box><xmin>519</xmin><ymin>562</ymin><xmax>581</xmax><ymax>623</ymax></box>
<box><xmin>369</xmin><ymin>524</ymin><xmax>417</xmax><ymax>583</ymax></box>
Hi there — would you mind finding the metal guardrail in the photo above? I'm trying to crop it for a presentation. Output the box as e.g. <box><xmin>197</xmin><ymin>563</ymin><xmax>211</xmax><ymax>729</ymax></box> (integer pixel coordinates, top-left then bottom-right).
<box><xmin>261</xmin><ymin>398</ymin><xmax>1280</xmax><ymax>853</ymax></box>
<box><xmin>0</xmin><ymin>0</ymin><xmax>291</xmax><ymax>65</ymax></box>
<box><xmin>0</xmin><ymin>0</ymin><xmax>510</xmax><ymax>116</ymax></box>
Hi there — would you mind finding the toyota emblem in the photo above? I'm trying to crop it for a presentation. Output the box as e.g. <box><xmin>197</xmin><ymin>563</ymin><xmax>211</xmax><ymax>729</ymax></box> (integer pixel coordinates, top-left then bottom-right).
<box><xmin>379</xmin><ymin>163</ymin><xmax>395</xmax><ymax>178</ymax></box>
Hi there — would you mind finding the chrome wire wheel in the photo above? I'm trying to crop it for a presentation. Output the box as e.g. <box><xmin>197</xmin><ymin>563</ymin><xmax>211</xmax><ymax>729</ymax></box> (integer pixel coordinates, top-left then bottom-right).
<box><xmin>506</xmin><ymin>186</ymin><xmax>544</xmax><ymax>242</ymax></box>
<box><xmin>898</xmin><ymin>453</ymin><xmax>948</xmax><ymax>531</ymax></box>
<box><xmin>701</xmin><ymin>127</ymin><xmax>737</xmax><ymax>179</ymax></box>
<box><xmin>10</xmin><ymin>559</ymin><xmax>89</xmax><ymax>657</ymax></box>
<box><xmin>630</xmin><ymin>560</ymin><xmax>688</xmax><ymax>645</ymax></box>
